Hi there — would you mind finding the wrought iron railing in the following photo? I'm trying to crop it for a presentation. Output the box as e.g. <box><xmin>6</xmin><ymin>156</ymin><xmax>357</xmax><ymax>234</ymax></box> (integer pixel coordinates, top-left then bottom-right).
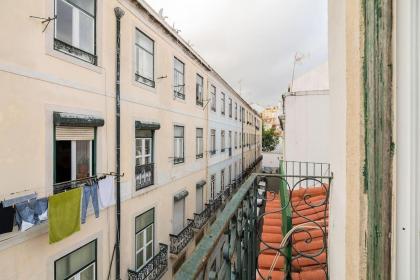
<box><xmin>175</xmin><ymin>161</ymin><xmax>331</xmax><ymax>280</ymax></box>
<box><xmin>211</xmin><ymin>193</ymin><xmax>223</xmax><ymax>212</ymax></box>
<box><xmin>135</xmin><ymin>163</ymin><xmax>154</xmax><ymax>190</ymax></box>
<box><xmin>54</xmin><ymin>39</ymin><xmax>97</xmax><ymax>65</ymax></box>
<box><xmin>175</xmin><ymin>174</ymin><xmax>259</xmax><ymax>280</ymax></box>
<box><xmin>223</xmin><ymin>185</ymin><xmax>231</xmax><ymax>202</ymax></box>
<box><xmin>128</xmin><ymin>243</ymin><xmax>168</xmax><ymax>280</ymax></box>
<box><xmin>190</xmin><ymin>205</ymin><xmax>212</xmax><ymax>230</ymax></box>
<box><xmin>169</xmin><ymin>220</ymin><xmax>194</xmax><ymax>255</ymax></box>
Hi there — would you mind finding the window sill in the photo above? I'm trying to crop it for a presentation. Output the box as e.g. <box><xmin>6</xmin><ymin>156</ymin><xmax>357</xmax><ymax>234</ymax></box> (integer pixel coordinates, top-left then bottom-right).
<box><xmin>46</xmin><ymin>45</ymin><xmax>103</xmax><ymax>74</ymax></box>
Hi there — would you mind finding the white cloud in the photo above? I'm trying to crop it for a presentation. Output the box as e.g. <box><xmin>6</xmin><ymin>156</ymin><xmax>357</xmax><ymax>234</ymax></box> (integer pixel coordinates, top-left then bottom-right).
<box><xmin>146</xmin><ymin>0</ymin><xmax>328</xmax><ymax>106</ymax></box>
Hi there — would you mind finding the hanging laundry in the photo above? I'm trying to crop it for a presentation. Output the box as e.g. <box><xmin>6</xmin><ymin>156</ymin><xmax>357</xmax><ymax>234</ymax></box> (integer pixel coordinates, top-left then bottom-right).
<box><xmin>15</xmin><ymin>197</ymin><xmax>48</xmax><ymax>232</ymax></box>
<box><xmin>98</xmin><ymin>175</ymin><xmax>115</xmax><ymax>209</ymax></box>
<box><xmin>48</xmin><ymin>188</ymin><xmax>81</xmax><ymax>244</ymax></box>
<box><xmin>0</xmin><ymin>202</ymin><xmax>15</xmax><ymax>234</ymax></box>
<box><xmin>2</xmin><ymin>192</ymin><xmax>37</xmax><ymax>208</ymax></box>
<box><xmin>81</xmin><ymin>181</ymin><xmax>99</xmax><ymax>224</ymax></box>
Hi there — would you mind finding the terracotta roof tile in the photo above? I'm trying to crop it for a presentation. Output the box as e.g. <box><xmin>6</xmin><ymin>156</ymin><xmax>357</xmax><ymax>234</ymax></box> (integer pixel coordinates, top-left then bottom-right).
<box><xmin>257</xmin><ymin>186</ymin><xmax>329</xmax><ymax>279</ymax></box>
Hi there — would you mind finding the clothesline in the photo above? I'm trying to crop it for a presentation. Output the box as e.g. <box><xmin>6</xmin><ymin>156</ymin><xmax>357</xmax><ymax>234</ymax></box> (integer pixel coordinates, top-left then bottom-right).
<box><xmin>1</xmin><ymin>173</ymin><xmax>121</xmax><ymax>243</ymax></box>
<box><xmin>0</xmin><ymin>172</ymin><xmax>124</xmax><ymax>201</ymax></box>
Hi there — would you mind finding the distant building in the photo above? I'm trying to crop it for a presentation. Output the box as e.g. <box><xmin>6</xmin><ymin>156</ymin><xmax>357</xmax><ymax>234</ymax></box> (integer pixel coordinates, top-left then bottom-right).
<box><xmin>283</xmin><ymin>62</ymin><xmax>330</xmax><ymax>164</ymax></box>
<box><xmin>261</xmin><ymin>106</ymin><xmax>283</xmax><ymax>136</ymax></box>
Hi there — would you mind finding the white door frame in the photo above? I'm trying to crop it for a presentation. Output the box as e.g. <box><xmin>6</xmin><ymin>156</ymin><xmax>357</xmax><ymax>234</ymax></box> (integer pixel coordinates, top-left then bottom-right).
<box><xmin>396</xmin><ymin>0</ymin><xmax>419</xmax><ymax>279</ymax></box>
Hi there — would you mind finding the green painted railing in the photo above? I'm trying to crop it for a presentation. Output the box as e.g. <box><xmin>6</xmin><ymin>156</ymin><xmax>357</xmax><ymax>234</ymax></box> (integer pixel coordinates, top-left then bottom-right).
<box><xmin>174</xmin><ymin>174</ymin><xmax>259</xmax><ymax>280</ymax></box>
<box><xmin>279</xmin><ymin>160</ymin><xmax>292</xmax><ymax>278</ymax></box>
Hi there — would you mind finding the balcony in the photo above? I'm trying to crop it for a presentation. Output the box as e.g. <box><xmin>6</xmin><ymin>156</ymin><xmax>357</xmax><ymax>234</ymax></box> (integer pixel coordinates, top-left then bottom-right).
<box><xmin>135</xmin><ymin>163</ymin><xmax>154</xmax><ymax>190</ymax></box>
<box><xmin>221</xmin><ymin>148</ymin><xmax>225</xmax><ymax>153</ymax></box>
<box><xmin>128</xmin><ymin>243</ymin><xmax>168</xmax><ymax>280</ymax></box>
<box><xmin>175</xmin><ymin>160</ymin><xmax>331</xmax><ymax>280</ymax></box>
<box><xmin>190</xmin><ymin>205</ymin><xmax>212</xmax><ymax>230</ymax></box>
<box><xmin>222</xmin><ymin>185</ymin><xmax>231</xmax><ymax>202</ymax></box>
<box><xmin>169</xmin><ymin>220</ymin><xmax>194</xmax><ymax>255</ymax></box>
<box><xmin>210</xmin><ymin>149</ymin><xmax>216</xmax><ymax>156</ymax></box>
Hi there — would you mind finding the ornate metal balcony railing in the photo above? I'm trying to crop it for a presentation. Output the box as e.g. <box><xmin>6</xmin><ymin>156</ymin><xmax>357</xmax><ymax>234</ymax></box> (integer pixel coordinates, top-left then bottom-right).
<box><xmin>135</xmin><ymin>163</ymin><xmax>154</xmax><ymax>190</ymax></box>
<box><xmin>54</xmin><ymin>39</ymin><xmax>97</xmax><ymax>65</ymax></box>
<box><xmin>175</xmin><ymin>174</ymin><xmax>259</xmax><ymax>280</ymax></box>
<box><xmin>175</xmin><ymin>161</ymin><xmax>332</xmax><ymax>280</ymax></box>
<box><xmin>211</xmin><ymin>193</ymin><xmax>223</xmax><ymax>212</ymax></box>
<box><xmin>128</xmin><ymin>243</ymin><xmax>168</xmax><ymax>280</ymax></box>
<box><xmin>223</xmin><ymin>185</ymin><xmax>231</xmax><ymax>202</ymax></box>
<box><xmin>169</xmin><ymin>220</ymin><xmax>194</xmax><ymax>255</ymax></box>
<box><xmin>190</xmin><ymin>205</ymin><xmax>212</xmax><ymax>230</ymax></box>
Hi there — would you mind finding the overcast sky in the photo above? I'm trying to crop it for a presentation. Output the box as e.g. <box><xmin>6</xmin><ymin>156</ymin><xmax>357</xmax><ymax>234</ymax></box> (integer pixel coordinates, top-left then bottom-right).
<box><xmin>146</xmin><ymin>0</ymin><xmax>328</xmax><ymax>107</ymax></box>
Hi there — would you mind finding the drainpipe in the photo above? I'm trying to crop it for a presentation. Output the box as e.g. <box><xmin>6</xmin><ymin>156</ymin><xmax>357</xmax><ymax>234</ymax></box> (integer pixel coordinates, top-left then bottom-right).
<box><xmin>114</xmin><ymin>7</ymin><xmax>124</xmax><ymax>280</ymax></box>
<box><xmin>241</xmin><ymin>108</ymin><xmax>244</xmax><ymax>177</ymax></box>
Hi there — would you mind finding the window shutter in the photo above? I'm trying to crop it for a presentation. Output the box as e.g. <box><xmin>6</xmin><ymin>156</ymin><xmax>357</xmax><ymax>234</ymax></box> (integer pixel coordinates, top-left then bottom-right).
<box><xmin>196</xmin><ymin>187</ymin><xmax>203</xmax><ymax>213</ymax></box>
<box><xmin>173</xmin><ymin>199</ymin><xmax>185</xmax><ymax>234</ymax></box>
<box><xmin>56</xmin><ymin>126</ymin><xmax>94</xmax><ymax>141</ymax></box>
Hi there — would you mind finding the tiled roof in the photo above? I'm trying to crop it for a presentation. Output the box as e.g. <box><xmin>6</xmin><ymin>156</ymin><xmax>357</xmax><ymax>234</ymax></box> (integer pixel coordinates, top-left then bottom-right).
<box><xmin>257</xmin><ymin>186</ymin><xmax>329</xmax><ymax>280</ymax></box>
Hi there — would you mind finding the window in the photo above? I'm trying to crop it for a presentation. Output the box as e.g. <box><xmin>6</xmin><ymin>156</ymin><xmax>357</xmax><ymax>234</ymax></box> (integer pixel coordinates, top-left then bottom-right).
<box><xmin>228</xmin><ymin>165</ymin><xmax>232</xmax><ymax>185</ymax></box>
<box><xmin>228</xmin><ymin>131</ymin><xmax>232</xmax><ymax>149</ymax></box>
<box><xmin>54</xmin><ymin>126</ymin><xmax>94</xmax><ymax>184</ymax></box>
<box><xmin>221</xmin><ymin>130</ymin><xmax>225</xmax><ymax>152</ymax></box>
<box><xmin>221</xmin><ymin>93</ymin><xmax>226</xmax><ymax>115</ymax></box>
<box><xmin>210</xmin><ymin>174</ymin><xmax>216</xmax><ymax>199</ymax></box>
<box><xmin>234</xmin><ymin>132</ymin><xmax>238</xmax><ymax>149</ymax></box>
<box><xmin>135</xmin><ymin>29</ymin><xmax>154</xmax><ymax>87</ymax></box>
<box><xmin>54</xmin><ymin>0</ymin><xmax>96</xmax><ymax>64</ymax></box>
<box><xmin>210</xmin><ymin>129</ymin><xmax>216</xmax><ymax>155</ymax></box>
<box><xmin>173</xmin><ymin>197</ymin><xmax>185</xmax><ymax>234</ymax></box>
<box><xmin>174</xmin><ymin>57</ymin><xmax>185</xmax><ymax>99</ymax></box>
<box><xmin>196</xmin><ymin>74</ymin><xmax>204</xmax><ymax>106</ymax></box>
<box><xmin>239</xmin><ymin>106</ymin><xmax>242</xmax><ymax>121</ymax></box>
<box><xmin>228</xmin><ymin>98</ymin><xmax>232</xmax><ymax>118</ymax></box>
<box><xmin>174</xmin><ymin>125</ymin><xmax>184</xmax><ymax>164</ymax></box>
<box><xmin>196</xmin><ymin>185</ymin><xmax>204</xmax><ymax>213</ymax></box>
<box><xmin>210</xmin><ymin>85</ymin><xmax>216</xmax><ymax>112</ymax></box>
<box><xmin>196</xmin><ymin>128</ymin><xmax>204</xmax><ymax>159</ymax></box>
<box><xmin>55</xmin><ymin>240</ymin><xmax>96</xmax><ymax>280</ymax></box>
<box><xmin>135</xmin><ymin>209</ymin><xmax>154</xmax><ymax>271</ymax></box>
<box><xmin>135</xmin><ymin>129</ymin><xmax>154</xmax><ymax>189</ymax></box>
<box><xmin>235</xmin><ymin>162</ymin><xmax>238</xmax><ymax>180</ymax></box>
<box><xmin>235</xmin><ymin>103</ymin><xmax>238</xmax><ymax>120</ymax></box>
<box><xmin>221</xmin><ymin>169</ymin><xmax>225</xmax><ymax>191</ymax></box>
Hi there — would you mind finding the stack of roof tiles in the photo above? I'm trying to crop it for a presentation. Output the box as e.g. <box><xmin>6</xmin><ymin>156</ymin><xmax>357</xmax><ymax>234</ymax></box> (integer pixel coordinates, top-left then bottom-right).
<box><xmin>257</xmin><ymin>186</ymin><xmax>329</xmax><ymax>280</ymax></box>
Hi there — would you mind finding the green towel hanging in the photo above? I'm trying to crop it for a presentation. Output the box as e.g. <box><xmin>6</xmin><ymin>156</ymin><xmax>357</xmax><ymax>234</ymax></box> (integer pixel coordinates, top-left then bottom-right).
<box><xmin>48</xmin><ymin>187</ymin><xmax>82</xmax><ymax>244</ymax></box>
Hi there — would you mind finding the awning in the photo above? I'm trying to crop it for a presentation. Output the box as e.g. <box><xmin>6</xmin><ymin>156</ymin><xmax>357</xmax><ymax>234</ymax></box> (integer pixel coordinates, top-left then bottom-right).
<box><xmin>174</xmin><ymin>190</ymin><xmax>189</xmax><ymax>201</ymax></box>
<box><xmin>196</xmin><ymin>180</ymin><xmax>206</xmax><ymax>189</ymax></box>
<box><xmin>135</xmin><ymin>121</ymin><xmax>160</xmax><ymax>130</ymax></box>
<box><xmin>53</xmin><ymin>112</ymin><xmax>104</xmax><ymax>127</ymax></box>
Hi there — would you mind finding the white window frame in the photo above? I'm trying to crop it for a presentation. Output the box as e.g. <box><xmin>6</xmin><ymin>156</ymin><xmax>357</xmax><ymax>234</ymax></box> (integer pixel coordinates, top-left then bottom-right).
<box><xmin>54</xmin><ymin>0</ymin><xmax>96</xmax><ymax>63</ymax></box>
<box><xmin>174</xmin><ymin>125</ymin><xmax>184</xmax><ymax>164</ymax></box>
<box><xmin>134</xmin><ymin>29</ymin><xmax>155</xmax><ymax>87</ymax></box>
<box><xmin>196</xmin><ymin>128</ymin><xmax>204</xmax><ymax>159</ymax></box>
